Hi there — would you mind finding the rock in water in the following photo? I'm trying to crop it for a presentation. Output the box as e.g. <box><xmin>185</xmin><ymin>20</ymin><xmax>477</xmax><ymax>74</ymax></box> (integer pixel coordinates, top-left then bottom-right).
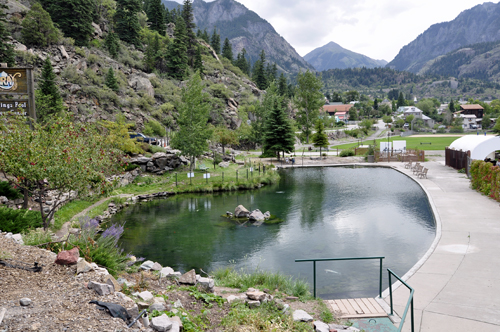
<box><xmin>235</xmin><ymin>205</ymin><xmax>250</xmax><ymax>218</ymax></box>
<box><xmin>249</xmin><ymin>209</ymin><xmax>265</xmax><ymax>222</ymax></box>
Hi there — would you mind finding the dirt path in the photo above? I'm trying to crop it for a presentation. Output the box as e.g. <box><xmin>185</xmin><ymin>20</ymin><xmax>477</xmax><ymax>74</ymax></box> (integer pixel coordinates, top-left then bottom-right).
<box><xmin>54</xmin><ymin>194</ymin><xmax>134</xmax><ymax>240</ymax></box>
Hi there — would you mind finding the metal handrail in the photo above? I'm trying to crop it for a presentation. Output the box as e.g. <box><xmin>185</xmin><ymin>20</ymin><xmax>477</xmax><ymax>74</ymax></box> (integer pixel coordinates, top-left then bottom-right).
<box><xmin>295</xmin><ymin>256</ymin><xmax>385</xmax><ymax>298</ymax></box>
<box><xmin>388</xmin><ymin>268</ymin><xmax>414</xmax><ymax>332</ymax></box>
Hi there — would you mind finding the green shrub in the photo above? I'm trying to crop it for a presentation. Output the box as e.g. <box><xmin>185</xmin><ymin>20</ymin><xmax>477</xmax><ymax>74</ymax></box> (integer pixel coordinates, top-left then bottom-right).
<box><xmin>449</xmin><ymin>126</ymin><xmax>464</xmax><ymax>133</ymax></box>
<box><xmin>74</xmin><ymin>47</ymin><xmax>86</xmax><ymax>57</ymax></box>
<box><xmin>150</xmin><ymin>145</ymin><xmax>166</xmax><ymax>153</ymax></box>
<box><xmin>87</xmin><ymin>53</ymin><xmax>100</xmax><ymax>65</ymax></box>
<box><xmin>339</xmin><ymin>149</ymin><xmax>355</xmax><ymax>157</ymax></box>
<box><xmin>23</xmin><ymin>228</ymin><xmax>53</xmax><ymax>246</ymax></box>
<box><xmin>0</xmin><ymin>207</ymin><xmax>43</xmax><ymax>233</ymax></box>
<box><xmin>0</xmin><ymin>181</ymin><xmax>22</xmax><ymax>200</ymax></box>
<box><xmin>208</xmin><ymin>83</ymin><xmax>233</xmax><ymax>99</ymax></box>
<box><xmin>144</xmin><ymin>119</ymin><xmax>166</xmax><ymax>137</ymax></box>
<box><xmin>21</xmin><ymin>3</ymin><xmax>62</xmax><ymax>47</ymax></box>
<box><xmin>61</xmin><ymin>65</ymin><xmax>87</xmax><ymax>85</ymax></box>
<box><xmin>437</xmin><ymin>128</ymin><xmax>446</xmax><ymax>134</ymax></box>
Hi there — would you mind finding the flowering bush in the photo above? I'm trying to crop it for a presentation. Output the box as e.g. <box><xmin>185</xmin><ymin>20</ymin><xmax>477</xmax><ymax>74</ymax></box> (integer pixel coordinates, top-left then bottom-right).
<box><xmin>470</xmin><ymin>160</ymin><xmax>500</xmax><ymax>201</ymax></box>
<box><xmin>65</xmin><ymin>216</ymin><xmax>129</xmax><ymax>276</ymax></box>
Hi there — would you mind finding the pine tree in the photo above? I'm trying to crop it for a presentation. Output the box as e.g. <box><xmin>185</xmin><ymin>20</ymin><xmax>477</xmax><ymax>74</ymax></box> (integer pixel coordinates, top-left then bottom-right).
<box><xmin>373</xmin><ymin>98</ymin><xmax>379</xmax><ymax>110</ymax></box>
<box><xmin>221</xmin><ymin>38</ymin><xmax>233</xmax><ymax>61</ymax></box>
<box><xmin>105</xmin><ymin>31</ymin><xmax>120</xmax><ymax>58</ymax></box>
<box><xmin>449</xmin><ymin>99</ymin><xmax>455</xmax><ymax>112</ymax></box>
<box><xmin>201</xmin><ymin>29</ymin><xmax>210</xmax><ymax>43</ymax></box>
<box><xmin>21</xmin><ymin>3</ymin><xmax>61</xmax><ymax>47</ymax></box>
<box><xmin>252</xmin><ymin>50</ymin><xmax>267</xmax><ymax>90</ymax></box>
<box><xmin>263</xmin><ymin>83</ymin><xmax>295</xmax><ymax>159</ymax></box>
<box><xmin>210</xmin><ymin>28</ymin><xmax>220</xmax><ymax>54</ymax></box>
<box><xmin>105</xmin><ymin>67</ymin><xmax>119</xmax><ymax>92</ymax></box>
<box><xmin>397</xmin><ymin>92</ymin><xmax>406</xmax><ymax>108</ymax></box>
<box><xmin>144</xmin><ymin>33</ymin><xmax>160</xmax><ymax>72</ymax></box>
<box><xmin>166</xmin><ymin>16</ymin><xmax>188</xmax><ymax>80</ymax></box>
<box><xmin>147</xmin><ymin>0</ymin><xmax>166</xmax><ymax>35</ymax></box>
<box><xmin>194</xmin><ymin>45</ymin><xmax>204</xmax><ymax>76</ymax></box>
<box><xmin>182</xmin><ymin>0</ymin><xmax>196</xmax><ymax>58</ymax></box>
<box><xmin>234</xmin><ymin>48</ymin><xmax>249</xmax><ymax>74</ymax></box>
<box><xmin>312</xmin><ymin>120</ymin><xmax>329</xmax><ymax>155</ymax></box>
<box><xmin>36</xmin><ymin>57</ymin><xmax>65</xmax><ymax>122</ymax></box>
<box><xmin>0</xmin><ymin>3</ymin><xmax>15</xmax><ymax>66</ymax></box>
<box><xmin>115</xmin><ymin>0</ymin><xmax>142</xmax><ymax>46</ymax></box>
<box><xmin>40</xmin><ymin>0</ymin><xmax>96</xmax><ymax>46</ymax></box>
<box><xmin>164</xmin><ymin>7</ymin><xmax>172</xmax><ymax>24</ymax></box>
<box><xmin>266</xmin><ymin>62</ymin><xmax>277</xmax><ymax>84</ymax></box>
<box><xmin>278</xmin><ymin>73</ymin><xmax>287</xmax><ymax>97</ymax></box>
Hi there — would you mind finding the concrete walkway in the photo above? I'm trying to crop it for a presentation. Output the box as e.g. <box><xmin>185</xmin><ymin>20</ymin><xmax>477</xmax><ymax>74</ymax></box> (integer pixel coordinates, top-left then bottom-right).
<box><xmin>378</xmin><ymin>159</ymin><xmax>500</xmax><ymax>331</ymax></box>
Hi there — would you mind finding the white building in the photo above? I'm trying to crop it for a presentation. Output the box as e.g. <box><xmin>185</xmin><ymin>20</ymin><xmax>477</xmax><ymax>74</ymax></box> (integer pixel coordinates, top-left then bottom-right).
<box><xmin>398</xmin><ymin>106</ymin><xmax>435</xmax><ymax>128</ymax></box>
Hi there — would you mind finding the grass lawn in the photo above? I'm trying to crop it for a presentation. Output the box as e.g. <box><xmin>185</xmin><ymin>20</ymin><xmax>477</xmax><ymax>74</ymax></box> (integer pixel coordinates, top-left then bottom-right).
<box><xmin>334</xmin><ymin>136</ymin><xmax>461</xmax><ymax>151</ymax></box>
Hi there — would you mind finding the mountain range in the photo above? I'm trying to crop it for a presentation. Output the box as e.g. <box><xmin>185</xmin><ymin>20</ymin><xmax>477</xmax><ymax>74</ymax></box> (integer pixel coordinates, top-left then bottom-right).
<box><xmin>162</xmin><ymin>0</ymin><xmax>314</xmax><ymax>74</ymax></box>
<box><xmin>303</xmin><ymin>41</ymin><xmax>387</xmax><ymax>71</ymax></box>
<box><xmin>387</xmin><ymin>2</ymin><xmax>500</xmax><ymax>74</ymax></box>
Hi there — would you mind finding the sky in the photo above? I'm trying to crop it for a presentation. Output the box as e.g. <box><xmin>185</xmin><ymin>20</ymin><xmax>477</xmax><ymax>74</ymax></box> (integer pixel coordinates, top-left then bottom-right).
<box><xmin>173</xmin><ymin>0</ymin><xmax>493</xmax><ymax>62</ymax></box>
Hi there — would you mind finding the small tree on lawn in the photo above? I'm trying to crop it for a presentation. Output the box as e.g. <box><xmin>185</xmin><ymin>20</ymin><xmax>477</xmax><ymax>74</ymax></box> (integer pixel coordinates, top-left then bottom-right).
<box><xmin>0</xmin><ymin>115</ymin><xmax>123</xmax><ymax>230</ymax></box>
<box><xmin>312</xmin><ymin>120</ymin><xmax>328</xmax><ymax>156</ymax></box>
<box><xmin>294</xmin><ymin>70</ymin><xmax>324</xmax><ymax>143</ymax></box>
<box><xmin>214</xmin><ymin>126</ymin><xmax>239</xmax><ymax>155</ymax></box>
<box><xmin>263</xmin><ymin>83</ymin><xmax>295</xmax><ymax>159</ymax></box>
<box><xmin>171</xmin><ymin>72</ymin><xmax>213</xmax><ymax>171</ymax></box>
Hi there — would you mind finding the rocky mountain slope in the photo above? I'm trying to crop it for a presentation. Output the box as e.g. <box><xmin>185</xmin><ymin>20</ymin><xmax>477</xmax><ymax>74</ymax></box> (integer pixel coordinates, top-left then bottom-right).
<box><xmin>419</xmin><ymin>41</ymin><xmax>500</xmax><ymax>83</ymax></box>
<box><xmin>163</xmin><ymin>0</ymin><xmax>315</xmax><ymax>74</ymax></box>
<box><xmin>387</xmin><ymin>2</ymin><xmax>500</xmax><ymax>74</ymax></box>
<box><xmin>304</xmin><ymin>41</ymin><xmax>387</xmax><ymax>71</ymax></box>
<box><xmin>6</xmin><ymin>0</ymin><xmax>263</xmax><ymax>132</ymax></box>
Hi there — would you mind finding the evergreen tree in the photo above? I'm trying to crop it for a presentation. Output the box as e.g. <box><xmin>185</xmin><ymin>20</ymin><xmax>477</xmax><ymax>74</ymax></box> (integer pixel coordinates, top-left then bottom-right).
<box><xmin>115</xmin><ymin>0</ymin><xmax>142</xmax><ymax>46</ymax></box>
<box><xmin>252</xmin><ymin>50</ymin><xmax>267</xmax><ymax>90</ymax></box>
<box><xmin>221</xmin><ymin>38</ymin><xmax>233</xmax><ymax>61</ymax></box>
<box><xmin>263</xmin><ymin>83</ymin><xmax>295</xmax><ymax>159</ymax></box>
<box><xmin>105</xmin><ymin>31</ymin><xmax>120</xmax><ymax>58</ymax></box>
<box><xmin>166</xmin><ymin>16</ymin><xmax>188</xmax><ymax>80</ymax></box>
<box><xmin>40</xmin><ymin>0</ymin><xmax>96</xmax><ymax>46</ymax></box>
<box><xmin>234</xmin><ymin>48</ymin><xmax>249</xmax><ymax>75</ymax></box>
<box><xmin>201</xmin><ymin>29</ymin><xmax>210</xmax><ymax>43</ymax></box>
<box><xmin>449</xmin><ymin>99</ymin><xmax>455</xmax><ymax>112</ymax></box>
<box><xmin>397</xmin><ymin>92</ymin><xmax>406</xmax><ymax>108</ymax></box>
<box><xmin>182</xmin><ymin>0</ymin><xmax>196</xmax><ymax>57</ymax></box>
<box><xmin>21</xmin><ymin>3</ymin><xmax>61</xmax><ymax>47</ymax></box>
<box><xmin>266</xmin><ymin>62</ymin><xmax>277</xmax><ymax>84</ymax></box>
<box><xmin>312</xmin><ymin>120</ymin><xmax>329</xmax><ymax>155</ymax></box>
<box><xmin>144</xmin><ymin>33</ymin><xmax>160</xmax><ymax>72</ymax></box>
<box><xmin>391</xmin><ymin>100</ymin><xmax>397</xmax><ymax>113</ymax></box>
<box><xmin>171</xmin><ymin>73</ymin><xmax>213</xmax><ymax>171</ymax></box>
<box><xmin>294</xmin><ymin>70</ymin><xmax>324</xmax><ymax>143</ymax></box>
<box><xmin>210</xmin><ymin>28</ymin><xmax>220</xmax><ymax>54</ymax></box>
<box><xmin>147</xmin><ymin>0</ymin><xmax>166</xmax><ymax>35</ymax></box>
<box><xmin>105</xmin><ymin>67</ymin><xmax>119</xmax><ymax>92</ymax></box>
<box><xmin>36</xmin><ymin>57</ymin><xmax>65</xmax><ymax>122</ymax></box>
<box><xmin>373</xmin><ymin>98</ymin><xmax>379</xmax><ymax>110</ymax></box>
<box><xmin>0</xmin><ymin>3</ymin><xmax>15</xmax><ymax>66</ymax></box>
<box><xmin>278</xmin><ymin>73</ymin><xmax>288</xmax><ymax>97</ymax></box>
<box><xmin>193</xmin><ymin>45</ymin><xmax>204</xmax><ymax>76</ymax></box>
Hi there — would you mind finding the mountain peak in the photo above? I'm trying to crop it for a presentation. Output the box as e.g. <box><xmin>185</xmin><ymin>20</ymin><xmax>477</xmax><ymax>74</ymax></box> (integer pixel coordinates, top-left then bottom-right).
<box><xmin>304</xmin><ymin>42</ymin><xmax>387</xmax><ymax>71</ymax></box>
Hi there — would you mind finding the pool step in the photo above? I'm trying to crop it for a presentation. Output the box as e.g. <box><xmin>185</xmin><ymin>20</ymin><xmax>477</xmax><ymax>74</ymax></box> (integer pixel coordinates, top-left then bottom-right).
<box><xmin>326</xmin><ymin>298</ymin><xmax>388</xmax><ymax>319</ymax></box>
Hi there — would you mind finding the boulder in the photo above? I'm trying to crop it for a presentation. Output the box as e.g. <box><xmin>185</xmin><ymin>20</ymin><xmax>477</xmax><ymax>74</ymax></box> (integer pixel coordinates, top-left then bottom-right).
<box><xmin>87</xmin><ymin>281</ymin><xmax>114</xmax><ymax>296</ymax></box>
<box><xmin>160</xmin><ymin>267</ymin><xmax>174</xmax><ymax>277</ymax></box>
<box><xmin>140</xmin><ymin>260</ymin><xmax>155</xmax><ymax>270</ymax></box>
<box><xmin>150</xmin><ymin>314</ymin><xmax>172</xmax><ymax>332</ymax></box>
<box><xmin>152</xmin><ymin>152</ymin><xmax>167</xmax><ymax>159</ymax></box>
<box><xmin>246</xmin><ymin>290</ymin><xmax>266</xmax><ymax>301</ymax></box>
<box><xmin>179</xmin><ymin>269</ymin><xmax>197</xmax><ymax>285</ymax></box>
<box><xmin>247</xmin><ymin>300</ymin><xmax>260</xmax><ymax>308</ymax></box>
<box><xmin>218</xmin><ymin>162</ymin><xmax>230</xmax><ymax>168</ymax></box>
<box><xmin>197</xmin><ymin>277</ymin><xmax>215</xmax><ymax>292</ymax></box>
<box><xmin>11</xmin><ymin>234</ymin><xmax>23</xmax><ymax>245</ymax></box>
<box><xmin>58</xmin><ymin>45</ymin><xmax>69</xmax><ymax>59</ymax></box>
<box><xmin>76</xmin><ymin>259</ymin><xmax>93</xmax><ymax>274</ymax></box>
<box><xmin>106</xmin><ymin>276</ymin><xmax>121</xmax><ymax>292</ymax></box>
<box><xmin>19</xmin><ymin>298</ymin><xmax>31</xmax><ymax>306</ymax></box>
<box><xmin>235</xmin><ymin>205</ymin><xmax>250</xmax><ymax>218</ymax></box>
<box><xmin>151</xmin><ymin>262</ymin><xmax>162</xmax><ymax>271</ymax></box>
<box><xmin>149</xmin><ymin>303</ymin><xmax>166</xmax><ymax>312</ymax></box>
<box><xmin>314</xmin><ymin>321</ymin><xmax>330</xmax><ymax>332</ymax></box>
<box><xmin>138</xmin><ymin>291</ymin><xmax>154</xmax><ymax>302</ymax></box>
<box><xmin>249</xmin><ymin>209</ymin><xmax>265</xmax><ymax>222</ymax></box>
<box><xmin>55</xmin><ymin>247</ymin><xmax>79</xmax><ymax>265</ymax></box>
<box><xmin>292</xmin><ymin>309</ymin><xmax>313</xmax><ymax>322</ymax></box>
<box><xmin>91</xmin><ymin>22</ymin><xmax>102</xmax><ymax>37</ymax></box>
<box><xmin>128</xmin><ymin>74</ymin><xmax>154</xmax><ymax>98</ymax></box>
<box><xmin>263</xmin><ymin>211</ymin><xmax>271</xmax><ymax>219</ymax></box>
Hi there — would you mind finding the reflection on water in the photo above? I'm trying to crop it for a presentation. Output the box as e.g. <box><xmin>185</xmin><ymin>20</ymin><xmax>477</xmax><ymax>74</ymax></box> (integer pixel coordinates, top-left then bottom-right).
<box><xmin>115</xmin><ymin>167</ymin><xmax>435</xmax><ymax>299</ymax></box>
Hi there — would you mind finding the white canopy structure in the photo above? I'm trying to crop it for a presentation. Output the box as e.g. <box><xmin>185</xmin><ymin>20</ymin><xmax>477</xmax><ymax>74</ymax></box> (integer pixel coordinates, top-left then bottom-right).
<box><xmin>449</xmin><ymin>135</ymin><xmax>500</xmax><ymax>160</ymax></box>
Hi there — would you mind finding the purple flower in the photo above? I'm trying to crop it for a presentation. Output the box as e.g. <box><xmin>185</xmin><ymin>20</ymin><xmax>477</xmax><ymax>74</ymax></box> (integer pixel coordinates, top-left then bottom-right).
<box><xmin>137</xmin><ymin>257</ymin><xmax>145</xmax><ymax>262</ymax></box>
<box><xmin>79</xmin><ymin>216</ymin><xmax>99</xmax><ymax>230</ymax></box>
<box><xmin>101</xmin><ymin>223</ymin><xmax>124</xmax><ymax>245</ymax></box>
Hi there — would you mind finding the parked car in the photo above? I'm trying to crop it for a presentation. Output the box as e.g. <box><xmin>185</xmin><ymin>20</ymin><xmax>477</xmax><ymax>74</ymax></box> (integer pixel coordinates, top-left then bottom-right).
<box><xmin>128</xmin><ymin>132</ymin><xmax>158</xmax><ymax>145</ymax></box>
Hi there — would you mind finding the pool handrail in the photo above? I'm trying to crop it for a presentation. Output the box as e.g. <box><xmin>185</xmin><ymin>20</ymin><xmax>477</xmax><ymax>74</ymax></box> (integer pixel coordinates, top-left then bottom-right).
<box><xmin>388</xmin><ymin>268</ymin><xmax>414</xmax><ymax>332</ymax></box>
<box><xmin>294</xmin><ymin>256</ymin><xmax>385</xmax><ymax>298</ymax></box>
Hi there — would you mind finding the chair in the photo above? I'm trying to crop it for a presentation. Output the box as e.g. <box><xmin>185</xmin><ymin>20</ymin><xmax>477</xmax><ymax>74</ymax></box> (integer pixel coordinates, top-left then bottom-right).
<box><xmin>411</xmin><ymin>162</ymin><xmax>420</xmax><ymax>172</ymax></box>
<box><xmin>413</xmin><ymin>164</ymin><xmax>423</xmax><ymax>175</ymax></box>
<box><xmin>404</xmin><ymin>161</ymin><xmax>412</xmax><ymax>169</ymax></box>
<box><xmin>418</xmin><ymin>168</ymin><xmax>428</xmax><ymax>179</ymax></box>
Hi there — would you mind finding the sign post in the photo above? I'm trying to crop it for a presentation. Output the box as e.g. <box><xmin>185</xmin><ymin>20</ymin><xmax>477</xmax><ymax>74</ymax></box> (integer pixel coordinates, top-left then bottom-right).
<box><xmin>0</xmin><ymin>67</ymin><xmax>36</xmax><ymax>121</ymax></box>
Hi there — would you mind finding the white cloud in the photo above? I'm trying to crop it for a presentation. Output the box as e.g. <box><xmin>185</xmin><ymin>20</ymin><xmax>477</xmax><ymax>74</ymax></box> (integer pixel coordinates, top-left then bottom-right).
<box><xmin>171</xmin><ymin>0</ymin><xmax>492</xmax><ymax>62</ymax></box>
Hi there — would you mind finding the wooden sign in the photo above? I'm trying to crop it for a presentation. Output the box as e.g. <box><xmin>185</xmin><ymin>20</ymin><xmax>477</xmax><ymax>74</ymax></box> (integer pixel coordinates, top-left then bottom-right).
<box><xmin>0</xmin><ymin>99</ymin><xmax>28</xmax><ymax>115</ymax></box>
<box><xmin>0</xmin><ymin>67</ymin><xmax>36</xmax><ymax>120</ymax></box>
<box><xmin>0</xmin><ymin>69</ymin><xmax>28</xmax><ymax>95</ymax></box>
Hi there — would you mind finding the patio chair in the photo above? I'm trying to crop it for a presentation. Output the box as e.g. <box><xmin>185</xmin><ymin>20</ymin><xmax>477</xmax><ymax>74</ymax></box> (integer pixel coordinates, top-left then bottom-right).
<box><xmin>404</xmin><ymin>161</ymin><xmax>412</xmax><ymax>169</ymax></box>
<box><xmin>418</xmin><ymin>168</ymin><xmax>428</xmax><ymax>179</ymax></box>
<box><xmin>413</xmin><ymin>164</ymin><xmax>423</xmax><ymax>175</ymax></box>
<box><xmin>411</xmin><ymin>162</ymin><xmax>420</xmax><ymax>172</ymax></box>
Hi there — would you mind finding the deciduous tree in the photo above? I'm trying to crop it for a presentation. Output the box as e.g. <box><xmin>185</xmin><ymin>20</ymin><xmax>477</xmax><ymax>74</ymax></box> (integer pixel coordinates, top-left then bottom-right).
<box><xmin>294</xmin><ymin>70</ymin><xmax>324</xmax><ymax>143</ymax></box>
<box><xmin>0</xmin><ymin>115</ymin><xmax>123</xmax><ymax>229</ymax></box>
<box><xmin>171</xmin><ymin>72</ymin><xmax>213</xmax><ymax>170</ymax></box>
<box><xmin>214</xmin><ymin>127</ymin><xmax>238</xmax><ymax>155</ymax></box>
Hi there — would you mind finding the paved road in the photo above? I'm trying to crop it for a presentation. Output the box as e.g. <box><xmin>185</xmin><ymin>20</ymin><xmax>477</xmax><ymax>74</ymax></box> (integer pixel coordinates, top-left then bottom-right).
<box><xmin>376</xmin><ymin>159</ymin><xmax>500</xmax><ymax>331</ymax></box>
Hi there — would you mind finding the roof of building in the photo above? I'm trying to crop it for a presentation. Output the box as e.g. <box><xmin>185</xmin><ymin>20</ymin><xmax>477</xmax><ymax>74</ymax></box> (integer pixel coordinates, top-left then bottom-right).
<box><xmin>460</xmin><ymin>104</ymin><xmax>484</xmax><ymax>110</ymax></box>
<box><xmin>323</xmin><ymin>104</ymin><xmax>353</xmax><ymax>113</ymax></box>
<box><xmin>422</xmin><ymin>114</ymin><xmax>432</xmax><ymax>120</ymax></box>
<box><xmin>460</xmin><ymin>114</ymin><xmax>477</xmax><ymax>118</ymax></box>
<box><xmin>449</xmin><ymin>136</ymin><xmax>500</xmax><ymax>160</ymax></box>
